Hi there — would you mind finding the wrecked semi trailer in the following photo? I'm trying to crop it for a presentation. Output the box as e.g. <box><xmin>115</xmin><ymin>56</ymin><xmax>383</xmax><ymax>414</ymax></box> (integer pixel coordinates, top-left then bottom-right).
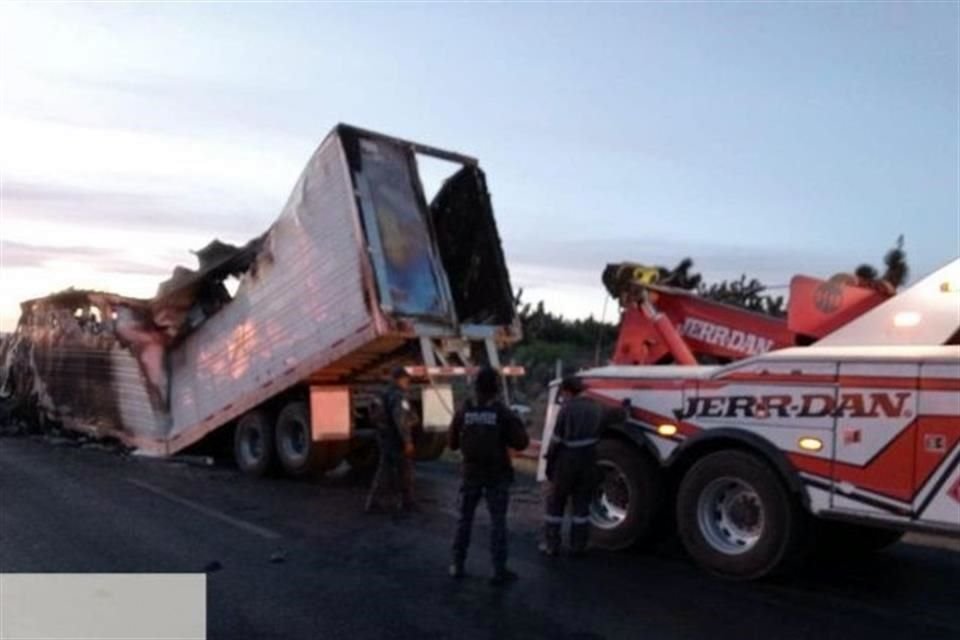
<box><xmin>0</xmin><ymin>125</ymin><xmax>521</xmax><ymax>476</ymax></box>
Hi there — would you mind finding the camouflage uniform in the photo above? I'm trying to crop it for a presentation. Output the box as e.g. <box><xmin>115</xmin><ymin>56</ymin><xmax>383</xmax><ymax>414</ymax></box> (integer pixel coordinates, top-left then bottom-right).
<box><xmin>365</xmin><ymin>382</ymin><xmax>417</xmax><ymax>511</ymax></box>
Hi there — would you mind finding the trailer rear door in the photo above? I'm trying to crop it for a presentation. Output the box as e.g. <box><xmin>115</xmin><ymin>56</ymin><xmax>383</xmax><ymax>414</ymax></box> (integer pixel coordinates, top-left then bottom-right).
<box><xmin>342</xmin><ymin>130</ymin><xmax>454</xmax><ymax>323</ymax></box>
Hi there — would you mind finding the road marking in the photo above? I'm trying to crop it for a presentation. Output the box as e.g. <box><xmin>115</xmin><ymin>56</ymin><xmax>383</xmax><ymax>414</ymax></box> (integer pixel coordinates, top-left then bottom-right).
<box><xmin>127</xmin><ymin>479</ymin><xmax>282</xmax><ymax>540</ymax></box>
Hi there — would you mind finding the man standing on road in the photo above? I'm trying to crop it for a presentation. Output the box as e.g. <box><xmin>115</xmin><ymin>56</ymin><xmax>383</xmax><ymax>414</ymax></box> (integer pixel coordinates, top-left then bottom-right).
<box><xmin>365</xmin><ymin>367</ymin><xmax>418</xmax><ymax>514</ymax></box>
<box><xmin>448</xmin><ymin>367</ymin><xmax>529</xmax><ymax>586</ymax></box>
<box><xmin>541</xmin><ymin>376</ymin><xmax>620</xmax><ymax>557</ymax></box>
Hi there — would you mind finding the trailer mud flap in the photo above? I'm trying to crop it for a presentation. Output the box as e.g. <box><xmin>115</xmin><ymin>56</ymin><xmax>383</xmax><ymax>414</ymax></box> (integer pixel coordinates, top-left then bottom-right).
<box><xmin>309</xmin><ymin>387</ymin><xmax>351</xmax><ymax>441</ymax></box>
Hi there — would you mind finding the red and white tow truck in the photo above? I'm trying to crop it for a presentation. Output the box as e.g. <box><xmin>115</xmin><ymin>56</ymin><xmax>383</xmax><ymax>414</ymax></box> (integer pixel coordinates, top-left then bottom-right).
<box><xmin>539</xmin><ymin>259</ymin><xmax>960</xmax><ymax>579</ymax></box>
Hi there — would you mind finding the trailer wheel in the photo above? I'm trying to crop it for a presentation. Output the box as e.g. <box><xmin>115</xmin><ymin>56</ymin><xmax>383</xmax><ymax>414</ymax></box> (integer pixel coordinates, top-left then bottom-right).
<box><xmin>274</xmin><ymin>401</ymin><xmax>338</xmax><ymax>477</ymax></box>
<box><xmin>234</xmin><ymin>410</ymin><xmax>275</xmax><ymax>477</ymax></box>
<box><xmin>415</xmin><ymin>431</ymin><xmax>448</xmax><ymax>461</ymax></box>
<box><xmin>677</xmin><ymin>450</ymin><xmax>806</xmax><ymax>580</ymax></box>
<box><xmin>589</xmin><ymin>439</ymin><xmax>663</xmax><ymax>550</ymax></box>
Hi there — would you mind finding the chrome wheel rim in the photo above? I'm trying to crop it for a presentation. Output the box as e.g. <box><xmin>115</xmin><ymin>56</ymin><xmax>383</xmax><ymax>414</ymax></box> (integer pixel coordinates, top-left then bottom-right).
<box><xmin>697</xmin><ymin>477</ymin><xmax>764</xmax><ymax>555</ymax></box>
<box><xmin>591</xmin><ymin>460</ymin><xmax>630</xmax><ymax>530</ymax></box>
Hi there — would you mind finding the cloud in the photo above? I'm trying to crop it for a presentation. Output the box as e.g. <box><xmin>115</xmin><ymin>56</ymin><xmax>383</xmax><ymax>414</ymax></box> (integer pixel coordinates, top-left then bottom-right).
<box><xmin>506</xmin><ymin>235</ymin><xmax>860</xmax><ymax>290</ymax></box>
<box><xmin>4</xmin><ymin>67</ymin><xmax>315</xmax><ymax>145</ymax></box>
<box><xmin>2</xmin><ymin>179</ymin><xmax>270</xmax><ymax>239</ymax></box>
<box><xmin>1</xmin><ymin>240</ymin><xmax>179</xmax><ymax>277</ymax></box>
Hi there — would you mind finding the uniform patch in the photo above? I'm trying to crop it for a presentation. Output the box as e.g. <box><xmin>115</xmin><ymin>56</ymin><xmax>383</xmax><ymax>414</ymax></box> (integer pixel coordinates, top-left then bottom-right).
<box><xmin>464</xmin><ymin>411</ymin><xmax>498</xmax><ymax>426</ymax></box>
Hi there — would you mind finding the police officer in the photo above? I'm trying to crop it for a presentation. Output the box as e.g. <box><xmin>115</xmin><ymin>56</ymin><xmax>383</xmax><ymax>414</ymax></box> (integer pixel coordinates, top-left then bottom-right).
<box><xmin>365</xmin><ymin>367</ymin><xmax>418</xmax><ymax>513</ymax></box>
<box><xmin>448</xmin><ymin>367</ymin><xmax>529</xmax><ymax>585</ymax></box>
<box><xmin>541</xmin><ymin>376</ymin><xmax>620</xmax><ymax>557</ymax></box>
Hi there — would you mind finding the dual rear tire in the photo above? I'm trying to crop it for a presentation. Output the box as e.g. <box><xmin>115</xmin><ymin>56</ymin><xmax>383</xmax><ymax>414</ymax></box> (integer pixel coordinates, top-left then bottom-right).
<box><xmin>589</xmin><ymin>442</ymin><xmax>808</xmax><ymax>579</ymax></box>
<box><xmin>675</xmin><ymin>450</ymin><xmax>807</xmax><ymax>580</ymax></box>
<box><xmin>234</xmin><ymin>410</ymin><xmax>275</xmax><ymax>477</ymax></box>
<box><xmin>233</xmin><ymin>401</ymin><xmax>346</xmax><ymax>478</ymax></box>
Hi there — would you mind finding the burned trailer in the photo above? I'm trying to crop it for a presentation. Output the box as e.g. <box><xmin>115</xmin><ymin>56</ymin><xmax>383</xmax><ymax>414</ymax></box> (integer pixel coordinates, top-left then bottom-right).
<box><xmin>1</xmin><ymin>125</ymin><xmax>523</xmax><ymax>476</ymax></box>
<box><xmin>0</xmin><ymin>290</ymin><xmax>169</xmax><ymax>442</ymax></box>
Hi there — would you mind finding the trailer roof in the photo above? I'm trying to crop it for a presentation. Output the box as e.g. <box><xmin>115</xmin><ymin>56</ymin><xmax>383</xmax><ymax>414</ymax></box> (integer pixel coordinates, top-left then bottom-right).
<box><xmin>335</xmin><ymin>123</ymin><xmax>479</xmax><ymax>166</ymax></box>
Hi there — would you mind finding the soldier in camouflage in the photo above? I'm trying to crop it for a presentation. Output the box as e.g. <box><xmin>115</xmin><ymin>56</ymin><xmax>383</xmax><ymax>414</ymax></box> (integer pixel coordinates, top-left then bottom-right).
<box><xmin>365</xmin><ymin>367</ymin><xmax>418</xmax><ymax>513</ymax></box>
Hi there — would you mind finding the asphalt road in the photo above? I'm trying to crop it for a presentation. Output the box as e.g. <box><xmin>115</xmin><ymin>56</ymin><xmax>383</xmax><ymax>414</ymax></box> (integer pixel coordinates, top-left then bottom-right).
<box><xmin>1</xmin><ymin>435</ymin><xmax>958</xmax><ymax>640</ymax></box>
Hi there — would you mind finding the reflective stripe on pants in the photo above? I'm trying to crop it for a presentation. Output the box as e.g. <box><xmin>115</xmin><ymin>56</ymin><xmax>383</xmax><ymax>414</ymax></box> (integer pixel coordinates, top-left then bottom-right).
<box><xmin>544</xmin><ymin>450</ymin><xmax>596</xmax><ymax>552</ymax></box>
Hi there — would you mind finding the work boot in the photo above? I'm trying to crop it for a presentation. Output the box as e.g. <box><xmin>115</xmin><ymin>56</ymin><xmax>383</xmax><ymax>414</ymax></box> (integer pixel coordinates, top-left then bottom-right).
<box><xmin>489</xmin><ymin>568</ymin><xmax>518</xmax><ymax>586</ymax></box>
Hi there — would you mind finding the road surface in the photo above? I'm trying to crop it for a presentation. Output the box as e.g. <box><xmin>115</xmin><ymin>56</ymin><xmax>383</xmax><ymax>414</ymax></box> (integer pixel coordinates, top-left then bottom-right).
<box><xmin>1</xmin><ymin>435</ymin><xmax>958</xmax><ymax>639</ymax></box>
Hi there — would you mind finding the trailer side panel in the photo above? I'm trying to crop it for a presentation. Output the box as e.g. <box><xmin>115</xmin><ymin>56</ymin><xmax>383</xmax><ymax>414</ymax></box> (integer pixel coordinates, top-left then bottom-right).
<box><xmin>167</xmin><ymin>135</ymin><xmax>375</xmax><ymax>451</ymax></box>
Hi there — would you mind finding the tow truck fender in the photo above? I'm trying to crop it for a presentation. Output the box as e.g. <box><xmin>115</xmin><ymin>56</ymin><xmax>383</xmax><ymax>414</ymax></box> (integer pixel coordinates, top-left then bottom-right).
<box><xmin>601</xmin><ymin>421</ymin><xmax>662</xmax><ymax>462</ymax></box>
<box><xmin>664</xmin><ymin>428</ymin><xmax>808</xmax><ymax>507</ymax></box>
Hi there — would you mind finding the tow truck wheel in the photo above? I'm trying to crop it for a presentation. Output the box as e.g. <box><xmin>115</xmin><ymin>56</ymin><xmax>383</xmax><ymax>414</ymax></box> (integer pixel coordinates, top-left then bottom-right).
<box><xmin>275</xmin><ymin>401</ymin><xmax>345</xmax><ymax>477</ymax></box>
<box><xmin>234</xmin><ymin>410</ymin><xmax>275</xmax><ymax>477</ymax></box>
<box><xmin>590</xmin><ymin>439</ymin><xmax>663</xmax><ymax>550</ymax></box>
<box><xmin>677</xmin><ymin>450</ymin><xmax>805</xmax><ymax>580</ymax></box>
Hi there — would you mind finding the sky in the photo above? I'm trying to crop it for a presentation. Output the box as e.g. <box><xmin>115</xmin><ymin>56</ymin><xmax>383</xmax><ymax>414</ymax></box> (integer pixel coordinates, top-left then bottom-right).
<box><xmin>0</xmin><ymin>2</ymin><xmax>958</xmax><ymax>332</ymax></box>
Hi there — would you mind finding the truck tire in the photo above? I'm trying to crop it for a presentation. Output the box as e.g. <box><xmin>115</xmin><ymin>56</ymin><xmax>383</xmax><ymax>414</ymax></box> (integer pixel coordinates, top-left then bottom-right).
<box><xmin>816</xmin><ymin>521</ymin><xmax>905</xmax><ymax>555</ymax></box>
<box><xmin>415</xmin><ymin>431</ymin><xmax>448</xmax><ymax>461</ymax></box>
<box><xmin>677</xmin><ymin>450</ymin><xmax>806</xmax><ymax>580</ymax></box>
<box><xmin>590</xmin><ymin>439</ymin><xmax>663</xmax><ymax>550</ymax></box>
<box><xmin>234</xmin><ymin>410</ymin><xmax>275</xmax><ymax>477</ymax></box>
<box><xmin>275</xmin><ymin>401</ymin><xmax>346</xmax><ymax>477</ymax></box>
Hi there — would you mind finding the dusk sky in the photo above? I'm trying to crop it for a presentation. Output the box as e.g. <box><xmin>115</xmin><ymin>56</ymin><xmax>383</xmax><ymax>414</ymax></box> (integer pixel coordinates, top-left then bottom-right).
<box><xmin>1</xmin><ymin>2</ymin><xmax>958</xmax><ymax>331</ymax></box>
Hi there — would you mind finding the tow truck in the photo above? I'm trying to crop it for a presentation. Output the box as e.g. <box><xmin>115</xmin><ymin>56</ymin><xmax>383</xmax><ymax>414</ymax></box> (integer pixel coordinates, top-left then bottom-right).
<box><xmin>539</xmin><ymin>258</ymin><xmax>960</xmax><ymax>579</ymax></box>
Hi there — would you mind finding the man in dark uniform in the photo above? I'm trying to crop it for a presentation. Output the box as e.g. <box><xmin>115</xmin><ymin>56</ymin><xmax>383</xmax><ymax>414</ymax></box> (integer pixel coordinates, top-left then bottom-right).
<box><xmin>365</xmin><ymin>367</ymin><xmax>418</xmax><ymax>513</ymax></box>
<box><xmin>448</xmin><ymin>367</ymin><xmax>529</xmax><ymax>585</ymax></box>
<box><xmin>542</xmin><ymin>376</ymin><xmax>621</xmax><ymax>557</ymax></box>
